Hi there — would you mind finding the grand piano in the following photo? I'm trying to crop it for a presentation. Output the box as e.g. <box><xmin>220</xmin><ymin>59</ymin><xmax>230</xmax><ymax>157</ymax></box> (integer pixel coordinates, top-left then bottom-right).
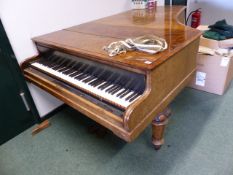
<box><xmin>21</xmin><ymin>6</ymin><xmax>201</xmax><ymax>149</ymax></box>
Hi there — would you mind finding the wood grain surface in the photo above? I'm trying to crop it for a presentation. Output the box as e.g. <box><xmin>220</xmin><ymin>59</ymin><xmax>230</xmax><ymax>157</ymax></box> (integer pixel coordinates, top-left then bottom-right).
<box><xmin>22</xmin><ymin>6</ymin><xmax>201</xmax><ymax>143</ymax></box>
<box><xmin>33</xmin><ymin>6</ymin><xmax>201</xmax><ymax>71</ymax></box>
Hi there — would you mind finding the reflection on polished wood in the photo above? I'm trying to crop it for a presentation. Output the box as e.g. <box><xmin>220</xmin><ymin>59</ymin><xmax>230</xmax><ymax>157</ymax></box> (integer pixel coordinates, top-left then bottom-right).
<box><xmin>32</xmin><ymin>6</ymin><xmax>200</xmax><ymax>71</ymax></box>
<box><xmin>22</xmin><ymin>6</ymin><xmax>201</xmax><ymax>150</ymax></box>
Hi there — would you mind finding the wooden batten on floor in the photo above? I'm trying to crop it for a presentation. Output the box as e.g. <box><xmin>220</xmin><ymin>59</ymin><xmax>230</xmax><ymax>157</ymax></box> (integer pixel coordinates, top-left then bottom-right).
<box><xmin>32</xmin><ymin>120</ymin><xmax>51</xmax><ymax>136</ymax></box>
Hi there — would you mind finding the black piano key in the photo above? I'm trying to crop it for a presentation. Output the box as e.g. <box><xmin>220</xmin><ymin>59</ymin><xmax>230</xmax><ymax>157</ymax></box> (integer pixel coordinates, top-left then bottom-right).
<box><xmin>89</xmin><ymin>71</ymin><xmax>110</xmax><ymax>86</ymax></box>
<box><xmin>38</xmin><ymin>59</ymin><xmax>52</xmax><ymax>67</ymax></box>
<box><xmin>82</xmin><ymin>68</ymin><xmax>102</xmax><ymax>83</ymax></box>
<box><xmin>97</xmin><ymin>80</ymin><xmax>111</xmax><ymax>90</ymax></box>
<box><xmin>108</xmin><ymin>85</ymin><xmax>121</xmax><ymax>94</ymax></box>
<box><xmin>74</xmin><ymin>72</ymin><xmax>86</xmax><ymax>79</ymax></box>
<box><xmin>110</xmin><ymin>86</ymin><xmax>123</xmax><ymax>95</ymax></box>
<box><xmin>104</xmin><ymin>75</ymin><xmax>122</xmax><ymax>92</ymax></box>
<box><xmin>93</xmin><ymin>71</ymin><xmax>112</xmax><ymax>85</ymax></box>
<box><xmin>99</xmin><ymin>77</ymin><xmax>116</xmax><ymax>90</ymax></box>
<box><xmin>59</xmin><ymin>61</ymin><xmax>75</xmax><ymax>72</ymax></box>
<box><xmin>53</xmin><ymin>64</ymin><xmax>65</xmax><ymax>70</ymax></box>
<box><xmin>106</xmin><ymin>85</ymin><xmax>118</xmax><ymax>93</ymax></box>
<box><xmin>79</xmin><ymin>74</ymin><xmax>90</xmax><ymax>81</ymax></box>
<box><xmin>83</xmin><ymin>68</ymin><xmax>101</xmax><ymax>81</ymax></box>
<box><xmin>52</xmin><ymin>57</ymin><xmax>69</xmax><ymax>70</ymax></box>
<box><xmin>77</xmin><ymin>66</ymin><xmax>95</xmax><ymax>80</ymax></box>
<box><xmin>60</xmin><ymin>59</ymin><xmax>70</xmax><ymax>68</ymax></box>
<box><xmin>88</xmin><ymin>78</ymin><xmax>99</xmax><ymax>86</ymax></box>
<box><xmin>117</xmin><ymin>83</ymin><xmax>130</xmax><ymax>96</ymax></box>
<box><xmin>50</xmin><ymin>63</ymin><xmax>61</xmax><ymax>70</ymax></box>
<box><xmin>51</xmin><ymin>56</ymin><xmax>65</xmax><ymax>65</ymax></box>
<box><xmin>92</xmin><ymin>79</ymin><xmax>105</xmax><ymax>87</ymax></box>
<box><xmin>58</xmin><ymin>66</ymin><xmax>69</xmax><ymax>72</ymax></box>
<box><xmin>116</xmin><ymin>79</ymin><xmax>135</xmax><ymax>97</ymax></box>
<box><xmin>47</xmin><ymin>61</ymin><xmax>59</xmax><ymax>68</ymax></box>
<box><xmin>98</xmin><ymin>73</ymin><xmax>117</xmax><ymax>88</ymax></box>
<box><xmin>62</xmin><ymin>62</ymin><xmax>78</xmax><ymax>73</ymax></box>
<box><xmin>46</xmin><ymin>58</ymin><xmax>62</xmax><ymax>67</ymax></box>
<box><xmin>129</xmin><ymin>93</ymin><xmax>140</xmax><ymax>102</ymax></box>
<box><xmin>63</xmin><ymin>68</ymin><xmax>77</xmax><ymax>75</ymax></box>
<box><xmin>45</xmin><ymin>55</ymin><xmax>58</xmax><ymax>66</ymax></box>
<box><xmin>97</xmin><ymin>82</ymin><xmax>108</xmax><ymax>89</ymax></box>
<box><xmin>84</xmin><ymin>78</ymin><xmax>96</xmax><ymax>84</ymax></box>
<box><xmin>55</xmin><ymin>56</ymin><xmax>66</xmax><ymax>64</ymax></box>
<box><xmin>125</xmin><ymin>92</ymin><xmax>137</xmax><ymax>101</ymax></box>
<box><xmin>69</xmin><ymin>71</ymin><xmax>80</xmax><ymax>77</ymax></box>
<box><xmin>74</xmin><ymin>73</ymin><xmax>85</xmax><ymax>80</ymax></box>
<box><xmin>102</xmin><ymin>83</ymin><xmax>114</xmax><ymax>91</ymax></box>
<box><xmin>73</xmin><ymin>64</ymin><xmax>88</xmax><ymax>76</ymax></box>
<box><xmin>105</xmin><ymin>84</ymin><xmax>118</xmax><ymax>92</ymax></box>
<box><xmin>105</xmin><ymin>80</ymin><xmax>121</xmax><ymax>92</ymax></box>
<box><xmin>119</xmin><ymin>90</ymin><xmax>133</xmax><ymax>99</ymax></box>
<box><xmin>118</xmin><ymin>89</ymin><xmax>131</xmax><ymax>98</ymax></box>
<box><xmin>66</xmin><ymin>63</ymin><xmax>83</xmax><ymax>75</ymax></box>
<box><xmin>61</xmin><ymin>68</ymin><xmax>73</xmax><ymax>75</ymax></box>
<box><xmin>110</xmin><ymin>78</ymin><xmax>128</xmax><ymax>94</ymax></box>
<box><xmin>82</xmin><ymin>75</ymin><xmax>96</xmax><ymax>83</ymax></box>
<box><xmin>74</xmin><ymin>65</ymin><xmax>91</xmax><ymax>78</ymax></box>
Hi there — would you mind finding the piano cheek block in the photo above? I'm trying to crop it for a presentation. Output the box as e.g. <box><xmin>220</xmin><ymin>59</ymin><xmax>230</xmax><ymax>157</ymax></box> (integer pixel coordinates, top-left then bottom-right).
<box><xmin>21</xmin><ymin>6</ymin><xmax>201</xmax><ymax>150</ymax></box>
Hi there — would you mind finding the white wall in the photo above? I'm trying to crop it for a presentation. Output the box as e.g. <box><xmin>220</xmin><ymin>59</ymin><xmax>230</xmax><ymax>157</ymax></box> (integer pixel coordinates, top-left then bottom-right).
<box><xmin>187</xmin><ymin>0</ymin><xmax>233</xmax><ymax>25</ymax></box>
<box><xmin>0</xmin><ymin>0</ymin><xmax>164</xmax><ymax>117</ymax></box>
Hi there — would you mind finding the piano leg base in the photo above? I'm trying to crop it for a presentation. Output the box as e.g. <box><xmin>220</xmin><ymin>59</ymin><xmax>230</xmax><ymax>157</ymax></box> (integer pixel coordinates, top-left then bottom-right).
<box><xmin>152</xmin><ymin>108</ymin><xmax>171</xmax><ymax>150</ymax></box>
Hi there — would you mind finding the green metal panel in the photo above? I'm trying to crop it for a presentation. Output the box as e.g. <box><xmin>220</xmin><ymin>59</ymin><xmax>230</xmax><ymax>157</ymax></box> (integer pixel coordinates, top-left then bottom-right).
<box><xmin>0</xmin><ymin>19</ymin><xmax>39</xmax><ymax>145</ymax></box>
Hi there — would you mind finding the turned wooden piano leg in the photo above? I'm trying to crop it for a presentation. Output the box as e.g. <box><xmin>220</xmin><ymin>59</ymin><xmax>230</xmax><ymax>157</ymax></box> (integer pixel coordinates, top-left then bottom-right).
<box><xmin>152</xmin><ymin>108</ymin><xmax>171</xmax><ymax>150</ymax></box>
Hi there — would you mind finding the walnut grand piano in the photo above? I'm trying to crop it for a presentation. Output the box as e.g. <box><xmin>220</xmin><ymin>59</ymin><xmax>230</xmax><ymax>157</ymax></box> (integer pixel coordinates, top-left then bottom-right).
<box><xmin>21</xmin><ymin>6</ymin><xmax>201</xmax><ymax>149</ymax></box>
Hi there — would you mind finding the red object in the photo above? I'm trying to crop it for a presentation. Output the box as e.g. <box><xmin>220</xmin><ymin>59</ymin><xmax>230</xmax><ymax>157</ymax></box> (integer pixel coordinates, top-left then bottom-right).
<box><xmin>191</xmin><ymin>9</ymin><xmax>201</xmax><ymax>28</ymax></box>
<box><xmin>147</xmin><ymin>0</ymin><xmax>157</xmax><ymax>9</ymax></box>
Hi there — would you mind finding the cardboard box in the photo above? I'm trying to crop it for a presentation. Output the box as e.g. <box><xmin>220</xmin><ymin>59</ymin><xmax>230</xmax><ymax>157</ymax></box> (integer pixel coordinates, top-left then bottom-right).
<box><xmin>189</xmin><ymin>26</ymin><xmax>233</xmax><ymax>95</ymax></box>
<box><xmin>200</xmin><ymin>36</ymin><xmax>233</xmax><ymax>49</ymax></box>
<box><xmin>197</xmin><ymin>25</ymin><xmax>233</xmax><ymax>49</ymax></box>
<box><xmin>188</xmin><ymin>54</ymin><xmax>233</xmax><ymax>95</ymax></box>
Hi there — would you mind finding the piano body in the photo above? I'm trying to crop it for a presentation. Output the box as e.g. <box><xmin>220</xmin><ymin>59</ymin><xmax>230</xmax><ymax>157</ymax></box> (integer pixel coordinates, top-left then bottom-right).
<box><xmin>21</xmin><ymin>6</ymin><xmax>201</xmax><ymax>149</ymax></box>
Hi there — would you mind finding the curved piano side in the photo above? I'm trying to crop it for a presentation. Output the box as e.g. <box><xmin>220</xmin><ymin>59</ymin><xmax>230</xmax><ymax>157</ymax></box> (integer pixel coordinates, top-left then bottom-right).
<box><xmin>123</xmin><ymin>7</ymin><xmax>201</xmax><ymax>142</ymax></box>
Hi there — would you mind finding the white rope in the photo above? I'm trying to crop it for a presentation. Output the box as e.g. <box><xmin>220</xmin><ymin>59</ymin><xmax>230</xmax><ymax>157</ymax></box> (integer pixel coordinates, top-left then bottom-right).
<box><xmin>103</xmin><ymin>35</ymin><xmax>168</xmax><ymax>57</ymax></box>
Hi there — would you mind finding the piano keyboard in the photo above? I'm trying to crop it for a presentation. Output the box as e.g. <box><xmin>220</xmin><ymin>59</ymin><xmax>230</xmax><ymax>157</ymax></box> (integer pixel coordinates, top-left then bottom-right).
<box><xmin>30</xmin><ymin>54</ymin><xmax>145</xmax><ymax>109</ymax></box>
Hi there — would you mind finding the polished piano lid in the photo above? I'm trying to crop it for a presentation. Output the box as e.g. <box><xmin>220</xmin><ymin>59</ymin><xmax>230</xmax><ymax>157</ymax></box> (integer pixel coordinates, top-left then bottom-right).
<box><xmin>33</xmin><ymin>6</ymin><xmax>201</xmax><ymax>71</ymax></box>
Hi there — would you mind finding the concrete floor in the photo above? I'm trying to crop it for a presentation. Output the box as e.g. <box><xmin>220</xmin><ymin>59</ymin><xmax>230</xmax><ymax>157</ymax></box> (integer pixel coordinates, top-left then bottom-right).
<box><xmin>1</xmin><ymin>85</ymin><xmax>233</xmax><ymax>175</ymax></box>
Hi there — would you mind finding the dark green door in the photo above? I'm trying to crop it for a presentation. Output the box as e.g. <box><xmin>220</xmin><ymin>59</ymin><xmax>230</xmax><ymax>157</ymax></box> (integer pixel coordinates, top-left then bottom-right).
<box><xmin>165</xmin><ymin>0</ymin><xmax>187</xmax><ymax>5</ymax></box>
<box><xmin>0</xmin><ymin>19</ymin><xmax>39</xmax><ymax>145</ymax></box>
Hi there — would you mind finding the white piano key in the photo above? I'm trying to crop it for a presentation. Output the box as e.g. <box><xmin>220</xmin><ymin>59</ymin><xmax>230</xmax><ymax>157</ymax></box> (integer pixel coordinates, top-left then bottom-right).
<box><xmin>31</xmin><ymin>62</ymin><xmax>140</xmax><ymax>108</ymax></box>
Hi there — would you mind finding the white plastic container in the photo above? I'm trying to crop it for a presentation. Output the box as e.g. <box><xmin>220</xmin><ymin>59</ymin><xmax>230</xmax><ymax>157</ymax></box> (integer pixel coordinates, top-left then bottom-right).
<box><xmin>132</xmin><ymin>0</ymin><xmax>148</xmax><ymax>9</ymax></box>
